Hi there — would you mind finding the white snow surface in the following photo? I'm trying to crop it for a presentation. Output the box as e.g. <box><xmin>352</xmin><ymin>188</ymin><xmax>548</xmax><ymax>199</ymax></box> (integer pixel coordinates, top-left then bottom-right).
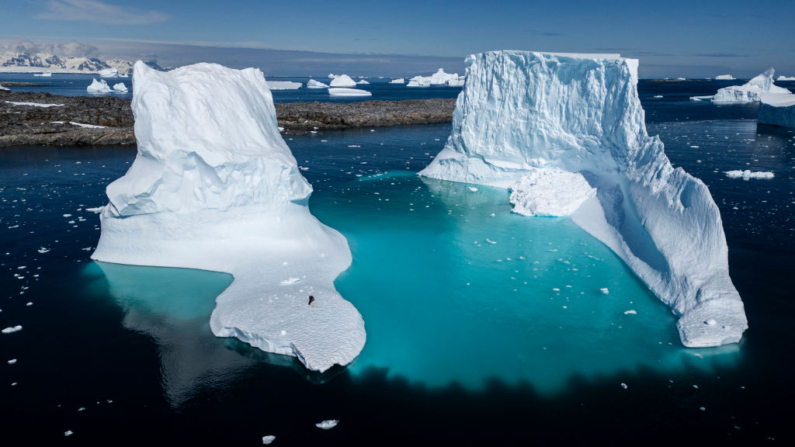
<box><xmin>509</xmin><ymin>168</ymin><xmax>596</xmax><ymax>217</ymax></box>
<box><xmin>6</xmin><ymin>101</ymin><xmax>64</xmax><ymax>108</ymax></box>
<box><xmin>112</xmin><ymin>82</ymin><xmax>128</xmax><ymax>93</ymax></box>
<box><xmin>328</xmin><ymin>88</ymin><xmax>371</xmax><ymax>97</ymax></box>
<box><xmin>725</xmin><ymin>170</ymin><xmax>775</xmax><ymax>180</ymax></box>
<box><xmin>420</xmin><ymin>50</ymin><xmax>747</xmax><ymax>348</ymax></box>
<box><xmin>266</xmin><ymin>80</ymin><xmax>302</xmax><ymax>90</ymax></box>
<box><xmin>87</xmin><ymin>78</ymin><xmax>111</xmax><ymax>94</ymax></box>
<box><xmin>0</xmin><ymin>83</ymin><xmax>9</xmax><ymax>91</ymax></box>
<box><xmin>389</xmin><ymin>78</ymin><xmax>405</xmax><ymax>84</ymax></box>
<box><xmin>715</xmin><ymin>74</ymin><xmax>735</xmax><ymax>80</ymax></box>
<box><xmin>712</xmin><ymin>68</ymin><xmax>790</xmax><ymax>103</ymax></box>
<box><xmin>306</xmin><ymin>79</ymin><xmax>329</xmax><ymax>89</ymax></box>
<box><xmin>329</xmin><ymin>74</ymin><xmax>357</xmax><ymax>87</ymax></box>
<box><xmin>758</xmin><ymin>93</ymin><xmax>795</xmax><ymax>128</ymax></box>
<box><xmin>91</xmin><ymin>61</ymin><xmax>365</xmax><ymax>373</ymax></box>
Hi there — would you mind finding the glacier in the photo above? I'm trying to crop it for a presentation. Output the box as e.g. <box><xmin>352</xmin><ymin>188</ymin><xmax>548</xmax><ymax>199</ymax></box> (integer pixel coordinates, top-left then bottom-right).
<box><xmin>712</xmin><ymin>68</ymin><xmax>790</xmax><ymax>104</ymax></box>
<box><xmin>87</xmin><ymin>78</ymin><xmax>111</xmax><ymax>94</ymax></box>
<box><xmin>420</xmin><ymin>50</ymin><xmax>747</xmax><ymax>348</ymax></box>
<box><xmin>329</xmin><ymin>74</ymin><xmax>357</xmax><ymax>87</ymax></box>
<box><xmin>91</xmin><ymin>61</ymin><xmax>365</xmax><ymax>372</ymax></box>
<box><xmin>758</xmin><ymin>93</ymin><xmax>795</xmax><ymax>128</ymax></box>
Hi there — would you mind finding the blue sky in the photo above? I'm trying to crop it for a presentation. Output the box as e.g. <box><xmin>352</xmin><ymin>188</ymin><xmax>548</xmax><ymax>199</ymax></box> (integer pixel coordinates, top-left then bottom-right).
<box><xmin>1</xmin><ymin>0</ymin><xmax>794</xmax><ymax>77</ymax></box>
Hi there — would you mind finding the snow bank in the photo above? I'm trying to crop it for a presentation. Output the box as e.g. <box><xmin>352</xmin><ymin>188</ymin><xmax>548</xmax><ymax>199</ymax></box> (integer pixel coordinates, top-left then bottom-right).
<box><xmin>112</xmin><ymin>82</ymin><xmax>128</xmax><ymax>93</ymax></box>
<box><xmin>306</xmin><ymin>79</ymin><xmax>329</xmax><ymax>89</ymax></box>
<box><xmin>420</xmin><ymin>50</ymin><xmax>747</xmax><ymax>348</ymax></box>
<box><xmin>328</xmin><ymin>88</ymin><xmax>371</xmax><ymax>97</ymax></box>
<box><xmin>712</xmin><ymin>68</ymin><xmax>790</xmax><ymax>103</ymax></box>
<box><xmin>87</xmin><ymin>78</ymin><xmax>111</xmax><ymax>94</ymax></box>
<box><xmin>725</xmin><ymin>170</ymin><xmax>775</xmax><ymax>180</ymax></box>
<box><xmin>715</xmin><ymin>74</ymin><xmax>735</xmax><ymax>80</ymax></box>
<box><xmin>99</xmin><ymin>67</ymin><xmax>118</xmax><ymax>78</ymax></box>
<box><xmin>329</xmin><ymin>74</ymin><xmax>356</xmax><ymax>87</ymax></box>
<box><xmin>266</xmin><ymin>80</ymin><xmax>302</xmax><ymax>90</ymax></box>
<box><xmin>91</xmin><ymin>61</ymin><xmax>365</xmax><ymax>373</ymax></box>
<box><xmin>758</xmin><ymin>93</ymin><xmax>795</xmax><ymax>128</ymax></box>
<box><xmin>389</xmin><ymin>78</ymin><xmax>405</xmax><ymax>84</ymax></box>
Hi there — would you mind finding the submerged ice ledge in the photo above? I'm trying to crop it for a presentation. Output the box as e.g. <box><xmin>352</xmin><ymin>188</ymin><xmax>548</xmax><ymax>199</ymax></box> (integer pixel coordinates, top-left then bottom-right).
<box><xmin>91</xmin><ymin>61</ymin><xmax>365</xmax><ymax>372</ymax></box>
<box><xmin>420</xmin><ymin>50</ymin><xmax>748</xmax><ymax>348</ymax></box>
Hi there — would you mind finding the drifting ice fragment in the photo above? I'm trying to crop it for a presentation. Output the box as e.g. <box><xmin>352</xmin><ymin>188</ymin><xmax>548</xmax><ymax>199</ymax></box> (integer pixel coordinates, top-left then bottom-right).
<box><xmin>262</xmin><ymin>435</ymin><xmax>276</xmax><ymax>444</ymax></box>
<box><xmin>2</xmin><ymin>325</ymin><xmax>22</xmax><ymax>334</ymax></box>
<box><xmin>725</xmin><ymin>170</ymin><xmax>774</xmax><ymax>180</ymax></box>
<box><xmin>316</xmin><ymin>420</ymin><xmax>339</xmax><ymax>430</ymax></box>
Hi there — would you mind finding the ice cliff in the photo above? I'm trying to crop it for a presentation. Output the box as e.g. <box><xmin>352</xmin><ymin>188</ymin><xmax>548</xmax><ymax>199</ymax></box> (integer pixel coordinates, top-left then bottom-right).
<box><xmin>758</xmin><ymin>93</ymin><xmax>795</xmax><ymax>128</ymax></box>
<box><xmin>91</xmin><ymin>61</ymin><xmax>365</xmax><ymax>372</ymax></box>
<box><xmin>420</xmin><ymin>51</ymin><xmax>747</xmax><ymax>348</ymax></box>
<box><xmin>712</xmin><ymin>68</ymin><xmax>790</xmax><ymax>104</ymax></box>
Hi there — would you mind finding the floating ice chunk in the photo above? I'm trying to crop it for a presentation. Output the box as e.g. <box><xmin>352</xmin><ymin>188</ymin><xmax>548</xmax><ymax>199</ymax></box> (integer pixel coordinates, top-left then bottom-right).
<box><xmin>87</xmin><ymin>78</ymin><xmax>111</xmax><ymax>94</ymax></box>
<box><xmin>262</xmin><ymin>435</ymin><xmax>276</xmax><ymax>444</ymax></box>
<box><xmin>99</xmin><ymin>67</ymin><xmax>118</xmax><ymax>78</ymax></box>
<box><xmin>5</xmin><ymin>101</ymin><xmax>64</xmax><ymax>108</ymax></box>
<box><xmin>712</xmin><ymin>68</ymin><xmax>790</xmax><ymax>104</ymax></box>
<box><xmin>600</xmin><ymin>288</ymin><xmax>609</xmax><ymax>294</ymax></box>
<box><xmin>715</xmin><ymin>74</ymin><xmax>735</xmax><ymax>80</ymax></box>
<box><xmin>329</xmin><ymin>75</ymin><xmax>357</xmax><ymax>87</ymax></box>
<box><xmin>468</xmin><ymin>187</ymin><xmax>478</xmax><ymax>192</ymax></box>
<box><xmin>509</xmin><ymin>168</ymin><xmax>596</xmax><ymax>217</ymax></box>
<box><xmin>724</xmin><ymin>170</ymin><xmax>774</xmax><ymax>180</ymax></box>
<box><xmin>689</xmin><ymin>96</ymin><xmax>713</xmax><ymax>101</ymax></box>
<box><xmin>267</xmin><ymin>80</ymin><xmax>302</xmax><ymax>90</ymax></box>
<box><xmin>86</xmin><ymin>206</ymin><xmax>105</xmax><ymax>214</ymax></box>
<box><xmin>407</xmin><ymin>78</ymin><xmax>431</xmax><ymax>87</ymax></box>
<box><xmin>8</xmin><ymin>359</ymin><xmax>17</xmax><ymax>365</ymax></box>
<box><xmin>356</xmin><ymin>80</ymin><xmax>370</xmax><ymax>85</ymax></box>
<box><xmin>64</xmin><ymin>430</ymin><xmax>73</xmax><ymax>437</ymax></box>
<box><xmin>447</xmin><ymin>78</ymin><xmax>465</xmax><ymax>87</ymax></box>
<box><xmin>280</xmin><ymin>277</ymin><xmax>301</xmax><ymax>285</ymax></box>
<box><xmin>621</xmin><ymin>383</ymin><xmax>628</xmax><ymax>389</ymax></box>
<box><xmin>420</xmin><ymin>50</ymin><xmax>748</xmax><ymax>348</ymax></box>
<box><xmin>328</xmin><ymin>88</ymin><xmax>371</xmax><ymax>97</ymax></box>
<box><xmin>316</xmin><ymin>420</ymin><xmax>338</xmax><ymax>430</ymax></box>
<box><xmin>778</xmin><ymin>75</ymin><xmax>795</xmax><ymax>81</ymax></box>
<box><xmin>624</xmin><ymin>310</ymin><xmax>637</xmax><ymax>315</ymax></box>
<box><xmin>2</xmin><ymin>325</ymin><xmax>22</xmax><ymax>334</ymax></box>
<box><xmin>0</xmin><ymin>83</ymin><xmax>9</xmax><ymax>91</ymax></box>
<box><xmin>653</xmin><ymin>95</ymin><xmax>663</xmax><ymax>98</ymax></box>
<box><xmin>306</xmin><ymin>79</ymin><xmax>329</xmax><ymax>89</ymax></box>
<box><xmin>410</xmin><ymin>69</ymin><xmax>459</xmax><ymax>86</ymax></box>
<box><xmin>389</xmin><ymin>78</ymin><xmax>405</xmax><ymax>84</ymax></box>
<box><xmin>112</xmin><ymin>83</ymin><xmax>128</xmax><ymax>93</ymax></box>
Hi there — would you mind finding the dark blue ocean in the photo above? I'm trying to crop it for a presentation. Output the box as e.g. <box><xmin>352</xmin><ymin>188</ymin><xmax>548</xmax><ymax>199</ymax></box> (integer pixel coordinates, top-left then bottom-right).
<box><xmin>1</xmin><ymin>80</ymin><xmax>794</xmax><ymax>445</ymax></box>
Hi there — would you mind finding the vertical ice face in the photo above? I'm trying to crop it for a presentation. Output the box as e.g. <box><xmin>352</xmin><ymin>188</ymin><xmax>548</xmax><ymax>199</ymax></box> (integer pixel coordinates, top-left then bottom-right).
<box><xmin>92</xmin><ymin>61</ymin><xmax>365</xmax><ymax>372</ymax></box>
<box><xmin>421</xmin><ymin>51</ymin><xmax>747</xmax><ymax>348</ymax></box>
<box><xmin>758</xmin><ymin>93</ymin><xmax>795</xmax><ymax>128</ymax></box>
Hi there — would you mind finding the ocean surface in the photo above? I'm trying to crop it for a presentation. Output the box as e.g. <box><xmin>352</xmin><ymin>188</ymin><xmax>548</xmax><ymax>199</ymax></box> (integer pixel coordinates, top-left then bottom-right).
<box><xmin>1</xmin><ymin>82</ymin><xmax>794</xmax><ymax>445</ymax></box>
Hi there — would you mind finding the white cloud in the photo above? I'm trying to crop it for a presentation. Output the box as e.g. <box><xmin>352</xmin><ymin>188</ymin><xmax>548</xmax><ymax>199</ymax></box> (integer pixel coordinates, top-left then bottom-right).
<box><xmin>35</xmin><ymin>0</ymin><xmax>169</xmax><ymax>25</ymax></box>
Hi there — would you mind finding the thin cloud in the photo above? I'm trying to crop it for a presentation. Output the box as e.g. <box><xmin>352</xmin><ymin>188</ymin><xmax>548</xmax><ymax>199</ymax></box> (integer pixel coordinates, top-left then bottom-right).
<box><xmin>35</xmin><ymin>0</ymin><xmax>169</xmax><ymax>25</ymax></box>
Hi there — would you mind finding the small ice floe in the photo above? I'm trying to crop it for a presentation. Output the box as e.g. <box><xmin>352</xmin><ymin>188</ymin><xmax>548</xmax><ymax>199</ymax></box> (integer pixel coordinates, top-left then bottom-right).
<box><xmin>280</xmin><ymin>277</ymin><xmax>301</xmax><ymax>285</ymax></box>
<box><xmin>8</xmin><ymin>359</ymin><xmax>17</xmax><ymax>365</ymax></box>
<box><xmin>600</xmin><ymin>288</ymin><xmax>609</xmax><ymax>294</ymax></box>
<box><xmin>63</xmin><ymin>214</ymin><xmax>72</xmax><ymax>218</ymax></box>
<box><xmin>2</xmin><ymin>325</ymin><xmax>22</xmax><ymax>334</ymax></box>
<box><xmin>725</xmin><ymin>170</ymin><xmax>774</xmax><ymax>180</ymax></box>
<box><xmin>624</xmin><ymin>310</ymin><xmax>637</xmax><ymax>315</ymax></box>
<box><xmin>26</xmin><ymin>302</ymin><xmax>33</xmax><ymax>307</ymax></box>
<box><xmin>64</xmin><ymin>430</ymin><xmax>73</xmax><ymax>437</ymax></box>
<box><xmin>468</xmin><ymin>187</ymin><xmax>478</xmax><ymax>192</ymax></box>
<box><xmin>262</xmin><ymin>435</ymin><xmax>276</xmax><ymax>444</ymax></box>
<box><xmin>699</xmin><ymin>406</ymin><xmax>706</xmax><ymax>412</ymax></box>
<box><xmin>37</xmin><ymin>247</ymin><xmax>50</xmax><ymax>253</ymax></box>
<box><xmin>485</xmin><ymin>239</ymin><xmax>497</xmax><ymax>245</ymax></box>
<box><xmin>316</xmin><ymin>420</ymin><xmax>338</xmax><ymax>430</ymax></box>
<box><xmin>621</xmin><ymin>383</ymin><xmax>628</xmax><ymax>389</ymax></box>
<box><xmin>86</xmin><ymin>207</ymin><xmax>104</xmax><ymax>214</ymax></box>
<box><xmin>654</xmin><ymin>95</ymin><xmax>664</xmax><ymax>98</ymax></box>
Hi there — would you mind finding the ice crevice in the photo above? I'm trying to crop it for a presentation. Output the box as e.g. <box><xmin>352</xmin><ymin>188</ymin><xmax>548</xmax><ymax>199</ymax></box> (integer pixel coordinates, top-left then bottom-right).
<box><xmin>420</xmin><ymin>51</ymin><xmax>748</xmax><ymax>348</ymax></box>
<box><xmin>91</xmin><ymin>61</ymin><xmax>365</xmax><ymax>372</ymax></box>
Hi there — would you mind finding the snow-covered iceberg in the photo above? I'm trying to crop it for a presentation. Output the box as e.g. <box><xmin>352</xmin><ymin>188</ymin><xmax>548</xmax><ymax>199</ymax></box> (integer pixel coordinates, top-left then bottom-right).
<box><xmin>99</xmin><ymin>67</ymin><xmax>118</xmax><ymax>78</ymax></box>
<box><xmin>758</xmin><ymin>93</ymin><xmax>795</xmax><ymax>128</ymax></box>
<box><xmin>409</xmin><ymin>69</ymin><xmax>459</xmax><ymax>86</ymax></box>
<box><xmin>112</xmin><ymin>82</ymin><xmax>128</xmax><ymax>93</ymax></box>
<box><xmin>87</xmin><ymin>78</ymin><xmax>111</xmax><ymax>93</ymax></box>
<box><xmin>420</xmin><ymin>50</ymin><xmax>747</xmax><ymax>348</ymax></box>
<box><xmin>306</xmin><ymin>79</ymin><xmax>329</xmax><ymax>89</ymax></box>
<box><xmin>389</xmin><ymin>78</ymin><xmax>405</xmax><ymax>84</ymax></box>
<box><xmin>712</xmin><ymin>68</ymin><xmax>790</xmax><ymax>103</ymax></box>
<box><xmin>266</xmin><ymin>80</ymin><xmax>302</xmax><ymax>90</ymax></box>
<box><xmin>329</xmin><ymin>74</ymin><xmax>357</xmax><ymax>87</ymax></box>
<box><xmin>91</xmin><ymin>61</ymin><xmax>365</xmax><ymax>372</ymax></box>
<box><xmin>328</xmin><ymin>87</ymin><xmax>372</xmax><ymax>97</ymax></box>
<box><xmin>715</xmin><ymin>74</ymin><xmax>735</xmax><ymax>80</ymax></box>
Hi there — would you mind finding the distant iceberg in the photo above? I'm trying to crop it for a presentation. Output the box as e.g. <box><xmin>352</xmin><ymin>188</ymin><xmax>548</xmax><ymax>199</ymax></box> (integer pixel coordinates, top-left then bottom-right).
<box><xmin>91</xmin><ymin>61</ymin><xmax>365</xmax><ymax>373</ymax></box>
<box><xmin>778</xmin><ymin>75</ymin><xmax>795</xmax><ymax>81</ymax></box>
<box><xmin>420</xmin><ymin>50</ymin><xmax>747</xmax><ymax>348</ymax></box>
<box><xmin>99</xmin><ymin>67</ymin><xmax>118</xmax><ymax>78</ymax></box>
<box><xmin>329</xmin><ymin>74</ymin><xmax>357</xmax><ymax>87</ymax></box>
<box><xmin>112</xmin><ymin>82</ymin><xmax>128</xmax><ymax>93</ymax></box>
<box><xmin>328</xmin><ymin>87</ymin><xmax>372</xmax><ymax>97</ymax></box>
<box><xmin>0</xmin><ymin>83</ymin><xmax>9</xmax><ymax>91</ymax></box>
<box><xmin>712</xmin><ymin>68</ymin><xmax>790</xmax><ymax>103</ymax></box>
<box><xmin>725</xmin><ymin>170</ymin><xmax>775</xmax><ymax>180</ymax></box>
<box><xmin>406</xmin><ymin>78</ymin><xmax>430</xmax><ymax>87</ymax></box>
<box><xmin>447</xmin><ymin>78</ymin><xmax>465</xmax><ymax>87</ymax></box>
<box><xmin>266</xmin><ymin>80</ymin><xmax>302</xmax><ymax>90</ymax></box>
<box><xmin>758</xmin><ymin>92</ymin><xmax>795</xmax><ymax>128</ymax></box>
<box><xmin>409</xmin><ymin>68</ymin><xmax>459</xmax><ymax>86</ymax></box>
<box><xmin>87</xmin><ymin>78</ymin><xmax>111</xmax><ymax>93</ymax></box>
<box><xmin>306</xmin><ymin>79</ymin><xmax>329</xmax><ymax>89</ymax></box>
<box><xmin>715</xmin><ymin>74</ymin><xmax>735</xmax><ymax>80</ymax></box>
<box><xmin>356</xmin><ymin>80</ymin><xmax>370</xmax><ymax>85</ymax></box>
<box><xmin>389</xmin><ymin>78</ymin><xmax>405</xmax><ymax>84</ymax></box>
<box><xmin>33</xmin><ymin>72</ymin><xmax>52</xmax><ymax>77</ymax></box>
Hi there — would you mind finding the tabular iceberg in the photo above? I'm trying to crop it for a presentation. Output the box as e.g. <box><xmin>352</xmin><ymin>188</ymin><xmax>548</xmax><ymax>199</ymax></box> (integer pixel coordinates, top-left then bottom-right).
<box><xmin>329</xmin><ymin>74</ymin><xmax>357</xmax><ymax>87</ymax></box>
<box><xmin>715</xmin><ymin>74</ymin><xmax>735</xmax><ymax>80</ymax></box>
<box><xmin>87</xmin><ymin>78</ymin><xmax>111</xmax><ymax>93</ymax></box>
<box><xmin>389</xmin><ymin>78</ymin><xmax>405</xmax><ymax>84</ymax></box>
<box><xmin>328</xmin><ymin>87</ymin><xmax>372</xmax><ymax>97</ymax></box>
<box><xmin>758</xmin><ymin>93</ymin><xmax>795</xmax><ymax>128</ymax></box>
<box><xmin>712</xmin><ymin>68</ymin><xmax>790</xmax><ymax>104</ymax></box>
<box><xmin>420</xmin><ymin>50</ymin><xmax>747</xmax><ymax>348</ymax></box>
<box><xmin>91</xmin><ymin>61</ymin><xmax>365</xmax><ymax>372</ymax></box>
<box><xmin>266</xmin><ymin>80</ymin><xmax>302</xmax><ymax>90</ymax></box>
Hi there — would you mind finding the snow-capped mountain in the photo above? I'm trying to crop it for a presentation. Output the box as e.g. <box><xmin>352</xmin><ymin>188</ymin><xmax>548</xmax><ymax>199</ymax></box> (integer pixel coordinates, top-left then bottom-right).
<box><xmin>0</xmin><ymin>51</ymin><xmax>139</xmax><ymax>74</ymax></box>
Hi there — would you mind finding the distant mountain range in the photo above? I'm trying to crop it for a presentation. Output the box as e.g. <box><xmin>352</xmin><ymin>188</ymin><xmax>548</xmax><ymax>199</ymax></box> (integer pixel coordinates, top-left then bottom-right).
<box><xmin>0</xmin><ymin>51</ymin><xmax>164</xmax><ymax>74</ymax></box>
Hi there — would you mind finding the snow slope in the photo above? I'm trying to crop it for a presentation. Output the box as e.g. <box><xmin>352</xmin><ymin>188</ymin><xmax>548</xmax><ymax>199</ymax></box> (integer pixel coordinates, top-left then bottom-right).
<box><xmin>420</xmin><ymin>50</ymin><xmax>747</xmax><ymax>348</ymax></box>
<box><xmin>91</xmin><ymin>61</ymin><xmax>365</xmax><ymax>372</ymax></box>
<box><xmin>712</xmin><ymin>68</ymin><xmax>790</xmax><ymax>103</ymax></box>
<box><xmin>758</xmin><ymin>93</ymin><xmax>795</xmax><ymax>128</ymax></box>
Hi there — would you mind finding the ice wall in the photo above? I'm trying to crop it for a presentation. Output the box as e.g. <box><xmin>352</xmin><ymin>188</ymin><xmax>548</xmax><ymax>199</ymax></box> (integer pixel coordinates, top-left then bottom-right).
<box><xmin>420</xmin><ymin>51</ymin><xmax>747</xmax><ymax>348</ymax></box>
<box><xmin>92</xmin><ymin>61</ymin><xmax>365</xmax><ymax>372</ymax></box>
<box><xmin>758</xmin><ymin>93</ymin><xmax>795</xmax><ymax>128</ymax></box>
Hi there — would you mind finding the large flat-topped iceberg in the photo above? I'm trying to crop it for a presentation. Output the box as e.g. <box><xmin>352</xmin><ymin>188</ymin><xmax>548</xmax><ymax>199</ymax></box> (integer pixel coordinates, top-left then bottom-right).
<box><xmin>91</xmin><ymin>61</ymin><xmax>365</xmax><ymax>372</ymax></box>
<box><xmin>712</xmin><ymin>68</ymin><xmax>790</xmax><ymax>103</ymax></box>
<box><xmin>758</xmin><ymin>93</ymin><xmax>795</xmax><ymax>128</ymax></box>
<box><xmin>420</xmin><ymin>50</ymin><xmax>747</xmax><ymax>348</ymax></box>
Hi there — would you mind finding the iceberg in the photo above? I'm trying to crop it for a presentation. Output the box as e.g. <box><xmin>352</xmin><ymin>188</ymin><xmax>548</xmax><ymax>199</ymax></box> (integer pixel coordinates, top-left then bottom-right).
<box><xmin>409</xmin><ymin>68</ymin><xmax>460</xmax><ymax>86</ymax></box>
<box><xmin>33</xmin><ymin>72</ymin><xmax>52</xmax><ymax>77</ymax></box>
<box><xmin>420</xmin><ymin>50</ymin><xmax>747</xmax><ymax>348</ymax></box>
<box><xmin>329</xmin><ymin>74</ymin><xmax>357</xmax><ymax>87</ymax></box>
<box><xmin>91</xmin><ymin>61</ymin><xmax>365</xmax><ymax>372</ymax></box>
<box><xmin>758</xmin><ymin>93</ymin><xmax>795</xmax><ymax>128</ymax></box>
<box><xmin>306</xmin><ymin>79</ymin><xmax>329</xmax><ymax>89</ymax></box>
<box><xmin>266</xmin><ymin>80</ymin><xmax>302</xmax><ymax>90</ymax></box>
<box><xmin>712</xmin><ymin>68</ymin><xmax>790</xmax><ymax>103</ymax></box>
<box><xmin>389</xmin><ymin>78</ymin><xmax>405</xmax><ymax>84</ymax></box>
<box><xmin>447</xmin><ymin>78</ymin><xmax>465</xmax><ymax>87</ymax></box>
<box><xmin>99</xmin><ymin>67</ymin><xmax>118</xmax><ymax>78</ymax></box>
<box><xmin>87</xmin><ymin>78</ymin><xmax>111</xmax><ymax>94</ymax></box>
<box><xmin>112</xmin><ymin>82</ymin><xmax>128</xmax><ymax>93</ymax></box>
<box><xmin>725</xmin><ymin>170</ymin><xmax>775</xmax><ymax>180</ymax></box>
<box><xmin>0</xmin><ymin>83</ymin><xmax>8</xmax><ymax>91</ymax></box>
<box><xmin>356</xmin><ymin>80</ymin><xmax>370</xmax><ymax>85</ymax></box>
<box><xmin>328</xmin><ymin>87</ymin><xmax>372</xmax><ymax>97</ymax></box>
<box><xmin>778</xmin><ymin>75</ymin><xmax>795</xmax><ymax>81</ymax></box>
<box><xmin>715</xmin><ymin>74</ymin><xmax>735</xmax><ymax>80</ymax></box>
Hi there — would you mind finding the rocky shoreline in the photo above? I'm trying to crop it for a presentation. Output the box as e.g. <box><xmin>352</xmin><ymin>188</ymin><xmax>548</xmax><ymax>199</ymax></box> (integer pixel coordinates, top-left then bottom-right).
<box><xmin>0</xmin><ymin>90</ymin><xmax>455</xmax><ymax>147</ymax></box>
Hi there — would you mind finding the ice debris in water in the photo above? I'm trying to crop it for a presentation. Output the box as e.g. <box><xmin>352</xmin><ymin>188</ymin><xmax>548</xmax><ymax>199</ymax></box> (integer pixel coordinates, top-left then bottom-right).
<box><xmin>262</xmin><ymin>435</ymin><xmax>276</xmax><ymax>444</ymax></box>
<box><xmin>316</xmin><ymin>420</ymin><xmax>339</xmax><ymax>430</ymax></box>
<box><xmin>600</xmin><ymin>288</ymin><xmax>610</xmax><ymax>294</ymax></box>
<box><xmin>724</xmin><ymin>170</ymin><xmax>774</xmax><ymax>180</ymax></box>
<box><xmin>2</xmin><ymin>325</ymin><xmax>22</xmax><ymax>334</ymax></box>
